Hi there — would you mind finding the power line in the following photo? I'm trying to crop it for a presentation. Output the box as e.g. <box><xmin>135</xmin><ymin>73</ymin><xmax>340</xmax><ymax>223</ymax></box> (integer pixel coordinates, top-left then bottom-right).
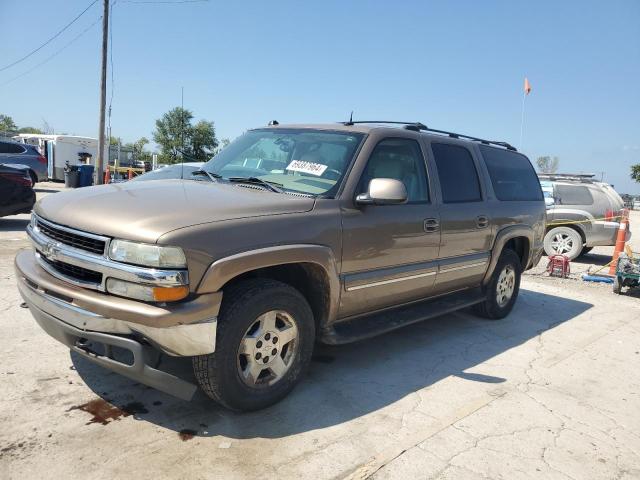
<box><xmin>119</xmin><ymin>0</ymin><xmax>208</xmax><ymax>4</ymax></box>
<box><xmin>0</xmin><ymin>0</ymin><xmax>99</xmax><ymax>73</ymax></box>
<box><xmin>1</xmin><ymin>17</ymin><xmax>102</xmax><ymax>87</ymax></box>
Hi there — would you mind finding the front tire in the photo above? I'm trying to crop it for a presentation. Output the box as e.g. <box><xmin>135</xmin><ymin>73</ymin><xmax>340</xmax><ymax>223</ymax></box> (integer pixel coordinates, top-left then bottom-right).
<box><xmin>474</xmin><ymin>249</ymin><xmax>522</xmax><ymax>320</ymax></box>
<box><xmin>544</xmin><ymin>226</ymin><xmax>583</xmax><ymax>260</ymax></box>
<box><xmin>193</xmin><ymin>279</ymin><xmax>315</xmax><ymax>411</ymax></box>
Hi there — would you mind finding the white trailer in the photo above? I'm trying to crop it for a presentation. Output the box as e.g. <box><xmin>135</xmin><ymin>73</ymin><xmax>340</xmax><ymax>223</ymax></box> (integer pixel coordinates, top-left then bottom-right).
<box><xmin>13</xmin><ymin>134</ymin><xmax>103</xmax><ymax>181</ymax></box>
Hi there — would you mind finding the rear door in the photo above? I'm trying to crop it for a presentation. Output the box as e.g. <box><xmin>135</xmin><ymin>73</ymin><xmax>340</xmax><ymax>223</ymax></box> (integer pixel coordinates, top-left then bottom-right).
<box><xmin>428</xmin><ymin>141</ymin><xmax>492</xmax><ymax>293</ymax></box>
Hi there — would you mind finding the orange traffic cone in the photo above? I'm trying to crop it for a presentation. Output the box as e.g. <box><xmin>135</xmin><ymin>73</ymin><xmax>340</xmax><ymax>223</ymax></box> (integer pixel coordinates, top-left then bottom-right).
<box><xmin>104</xmin><ymin>166</ymin><xmax>111</xmax><ymax>184</ymax></box>
<box><xmin>128</xmin><ymin>168</ymin><xmax>133</xmax><ymax>180</ymax></box>
<box><xmin>609</xmin><ymin>209</ymin><xmax>630</xmax><ymax>275</ymax></box>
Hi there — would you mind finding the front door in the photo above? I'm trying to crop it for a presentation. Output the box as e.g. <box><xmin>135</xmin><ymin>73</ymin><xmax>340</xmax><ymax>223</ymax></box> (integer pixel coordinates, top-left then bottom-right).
<box><xmin>340</xmin><ymin>137</ymin><xmax>441</xmax><ymax>318</ymax></box>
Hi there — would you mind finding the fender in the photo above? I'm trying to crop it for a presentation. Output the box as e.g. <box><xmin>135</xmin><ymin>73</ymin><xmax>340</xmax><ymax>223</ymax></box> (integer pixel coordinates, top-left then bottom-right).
<box><xmin>483</xmin><ymin>225</ymin><xmax>535</xmax><ymax>285</ymax></box>
<box><xmin>196</xmin><ymin>244</ymin><xmax>341</xmax><ymax>324</ymax></box>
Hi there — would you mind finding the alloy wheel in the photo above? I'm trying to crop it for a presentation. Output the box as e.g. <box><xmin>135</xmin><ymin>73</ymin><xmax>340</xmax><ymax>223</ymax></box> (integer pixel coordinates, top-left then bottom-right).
<box><xmin>237</xmin><ymin>310</ymin><xmax>299</xmax><ymax>387</ymax></box>
<box><xmin>496</xmin><ymin>265</ymin><xmax>516</xmax><ymax>307</ymax></box>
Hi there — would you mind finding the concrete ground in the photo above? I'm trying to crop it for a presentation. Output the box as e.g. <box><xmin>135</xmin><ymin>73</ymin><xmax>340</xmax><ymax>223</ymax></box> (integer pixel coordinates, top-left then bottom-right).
<box><xmin>1</xmin><ymin>185</ymin><xmax>639</xmax><ymax>480</ymax></box>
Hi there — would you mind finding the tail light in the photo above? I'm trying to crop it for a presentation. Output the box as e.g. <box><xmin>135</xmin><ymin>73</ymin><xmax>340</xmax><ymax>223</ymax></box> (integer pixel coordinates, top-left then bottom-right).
<box><xmin>37</xmin><ymin>154</ymin><xmax>47</xmax><ymax>165</ymax></box>
<box><xmin>0</xmin><ymin>172</ymin><xmax>32</xmax><ymax>187</ymax></box>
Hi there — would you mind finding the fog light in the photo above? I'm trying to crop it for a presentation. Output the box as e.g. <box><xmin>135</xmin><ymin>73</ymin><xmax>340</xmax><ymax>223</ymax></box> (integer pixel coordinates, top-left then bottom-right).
<box><xmin>106</xmin><ymin>278</ymin><xmax>188</xmax><ymax>302</ymax></box>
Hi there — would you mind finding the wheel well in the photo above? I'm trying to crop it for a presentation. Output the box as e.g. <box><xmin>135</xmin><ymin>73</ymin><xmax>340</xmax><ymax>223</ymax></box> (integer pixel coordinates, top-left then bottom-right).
<box><xmin>504</xmin><ymin>236</ymin><xmax>530</xmax><ymax>268</ymax></box>
<box><xmin>545</xmin><ymin>224</ymin><xmax>586</xmax><ymax>244</ymax></box>
<box><xmin>219</xmin><ymin>263</ymin><xmax>330</xmax><ymax>330</ymax></box>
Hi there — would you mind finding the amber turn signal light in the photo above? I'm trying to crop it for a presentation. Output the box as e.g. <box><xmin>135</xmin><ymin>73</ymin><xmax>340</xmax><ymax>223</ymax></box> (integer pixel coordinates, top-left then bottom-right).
<box><xmin>152</xmin><ymin>285</ymin><xmax>189</xmax><ymax>302</ymax></box>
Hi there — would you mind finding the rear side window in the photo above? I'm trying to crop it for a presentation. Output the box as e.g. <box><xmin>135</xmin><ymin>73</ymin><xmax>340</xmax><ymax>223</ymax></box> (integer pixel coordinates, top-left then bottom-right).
<box><xmin>479</xmin><ymin>146</ymin><xmax>543</xmax><ymax>201</ymax></box>
<box><xmin>0</xmin><ymin>142</ymin><xmax>26</xmax><ymax>154</ymax></box>
<box><xmin>555</xmin><ymin>185</ymin><xmax>594</xmax><ymax>205</ymax></box>
<box><xmin>431</xmin><ymin>143</ymin><xmax>481</xmax><ymax>203</ymax></box>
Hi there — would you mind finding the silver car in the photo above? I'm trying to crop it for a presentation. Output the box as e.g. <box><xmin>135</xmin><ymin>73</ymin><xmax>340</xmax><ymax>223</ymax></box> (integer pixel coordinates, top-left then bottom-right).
<box><xmin>540</xmin><ymin>174</ymin><xmax>626</xmax><ymax>259</ymax></box>
<box><xmin>0</xmin><ymin>140</ymin><xmax>47</xmax><ymax>185</ymax></box>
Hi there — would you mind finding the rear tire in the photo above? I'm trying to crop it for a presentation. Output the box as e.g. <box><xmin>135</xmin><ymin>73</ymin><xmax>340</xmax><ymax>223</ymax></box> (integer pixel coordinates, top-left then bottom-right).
<box><xmin>579</xmin><ymin>247</ymin><xmax>593</xmax><ymax>256</ymax></box>
<box><xmin>544</xmin><ymin>226</ymin><xmax>583</xmax><ymax>260</ymax></box>
<box><xmin>474</xmin><ymin>249</ymin><xmax>522</xmax><ymax>320</ymax></box>
<box><xmin>192</xmin><ymin>278</ymin><xmax>315</xmax><ymax>411</ymax></box>
<box><xmin>29</xmin><ymin>170</ymin><xmax>37</xmax><ymax>187</ymax></box>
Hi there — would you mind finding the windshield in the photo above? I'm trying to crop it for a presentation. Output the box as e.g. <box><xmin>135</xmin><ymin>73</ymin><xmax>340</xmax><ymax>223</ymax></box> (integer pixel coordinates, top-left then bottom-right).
<box><xmin>201</xmin><ymin>129</ymin><xmax>364</xmax><ymax>196</ymax></box>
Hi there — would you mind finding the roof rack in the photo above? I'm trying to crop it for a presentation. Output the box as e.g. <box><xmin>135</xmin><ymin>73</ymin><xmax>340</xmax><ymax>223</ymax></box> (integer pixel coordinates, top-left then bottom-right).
<box><xmin>341</xmin><ymin>121</ymin><xmax>517</xmax><ymax>151</ymax></box>
<box><xmin>537</xmin><ymin>173</ymin><xmax>597</xmax><ymax>183</ymax></box>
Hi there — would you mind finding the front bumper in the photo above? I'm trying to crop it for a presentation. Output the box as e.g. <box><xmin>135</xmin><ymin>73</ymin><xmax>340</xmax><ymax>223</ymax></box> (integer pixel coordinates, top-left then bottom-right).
<box><xmin>16</xmin><ymin>250</ymin><xmax>220</xmax><ymax>356</ymax></box>
<box><xmin>15</xmin><ymin>249</ymin><xmax>222</xmax><ymax>399</ymax></box>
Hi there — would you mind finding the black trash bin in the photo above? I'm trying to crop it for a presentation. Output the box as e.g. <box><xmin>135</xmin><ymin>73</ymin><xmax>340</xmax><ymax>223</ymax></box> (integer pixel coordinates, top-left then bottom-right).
<box><xmin>64</xmin><ymin>164</ymin><xmax>80</xmax><ymax>188</ymax></box>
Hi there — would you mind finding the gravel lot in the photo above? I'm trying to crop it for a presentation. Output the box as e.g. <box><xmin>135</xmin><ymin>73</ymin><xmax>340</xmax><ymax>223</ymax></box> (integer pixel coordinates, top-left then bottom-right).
<box><xmin>1</xmin><ymin>184</ymin><xmax>639</xmax><ymax>480</ymax></box>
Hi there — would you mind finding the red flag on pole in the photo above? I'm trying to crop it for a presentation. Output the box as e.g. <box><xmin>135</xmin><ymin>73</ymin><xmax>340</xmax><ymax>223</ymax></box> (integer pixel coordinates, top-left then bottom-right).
<box><xmin>524</xmin><ymin>77</ymin><xmax>532</xmax><ymax>95</ymax></box>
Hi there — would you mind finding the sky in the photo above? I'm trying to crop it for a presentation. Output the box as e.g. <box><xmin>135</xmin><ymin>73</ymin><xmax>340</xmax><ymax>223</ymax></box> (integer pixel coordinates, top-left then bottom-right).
<box><xmin>1</xmin><ymin>0</ymin><xmax>639</xmax><ymax>193</ymax></box>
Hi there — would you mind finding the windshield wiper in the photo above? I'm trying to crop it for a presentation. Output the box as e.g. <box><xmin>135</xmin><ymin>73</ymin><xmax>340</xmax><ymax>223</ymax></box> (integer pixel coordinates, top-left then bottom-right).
<box><xmin>191</xmin><ymin>169</ymin><xmax>222</xmax><ymax>182</ymax></box>
<box><xmin>228</xmin><ymin>176</ymin><xmax>284</xmax><ymax>193</ymax></box>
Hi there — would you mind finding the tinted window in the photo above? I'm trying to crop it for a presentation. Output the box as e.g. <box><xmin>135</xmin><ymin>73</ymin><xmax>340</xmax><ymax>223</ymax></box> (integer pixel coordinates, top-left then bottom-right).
<box><xmin>359</xmin><ymin>138</ymin><xmax>429</xmax><ymax>202</ymax></box>
<box><xmin>0</xmin><ymin>142</ymin><xmax>26</xmax><ymax>154</ymax></box>
<box><xmin>431</xmin><ymin>143</ymin><xmax>481</xmax><ymax>203</ymax></box>
<box><xmin>555</xmin><ymin>185</ymin><xmax>594</xmax><ymax>205</ymax></box>
<box><xmin>480</xmin><ymin>146</ymin><xmax>543</xmax><ymax>201</ymax></box>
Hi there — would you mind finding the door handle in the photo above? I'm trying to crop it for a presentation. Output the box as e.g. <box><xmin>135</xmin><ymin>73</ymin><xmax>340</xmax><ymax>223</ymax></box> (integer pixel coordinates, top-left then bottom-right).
<box><xmin>424</xmin><ymin>218</ymin><xmax>440</xmax><ymax>233</ymax></box>
<box><xmin>476</xmin><ymin>215</ymin><xmax>489</xmax><ymax>229</ymax></box>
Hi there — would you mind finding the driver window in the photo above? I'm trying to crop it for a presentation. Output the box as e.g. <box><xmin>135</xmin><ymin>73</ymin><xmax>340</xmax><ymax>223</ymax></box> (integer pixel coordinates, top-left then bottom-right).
<box><xmin>359</xmin><ymin>138</ymin><xmax>429</xmax><ymax>203</ymax></box>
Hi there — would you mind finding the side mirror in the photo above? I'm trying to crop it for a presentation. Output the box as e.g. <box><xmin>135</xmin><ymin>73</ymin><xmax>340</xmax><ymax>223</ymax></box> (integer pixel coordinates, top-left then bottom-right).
<box><xmin>356</xmin><ymin>178</ymin><xmax>408</xmax><ymax>206</ymax></box>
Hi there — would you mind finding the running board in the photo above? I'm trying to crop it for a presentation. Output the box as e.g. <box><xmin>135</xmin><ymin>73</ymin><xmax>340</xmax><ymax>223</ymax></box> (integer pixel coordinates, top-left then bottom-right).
<box><xmin>321</xmin><ymin>288</ymin><xmax>485</xmax><ymax>345</ymax></box>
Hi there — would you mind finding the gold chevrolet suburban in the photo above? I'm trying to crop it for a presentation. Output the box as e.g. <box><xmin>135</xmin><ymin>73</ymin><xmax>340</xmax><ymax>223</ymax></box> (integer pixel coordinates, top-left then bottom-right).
<box><xmin>15</xmin><ymin>121</ymin><xmax>545</xmax><ymax>411</ymax></box>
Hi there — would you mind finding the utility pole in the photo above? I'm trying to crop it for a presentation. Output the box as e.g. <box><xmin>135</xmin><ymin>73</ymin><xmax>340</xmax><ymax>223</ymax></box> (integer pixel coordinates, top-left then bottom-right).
<box><xmin>95</xmin><ymin>0</ymin><xmax>109</xmax><ymax>185</ymax></box>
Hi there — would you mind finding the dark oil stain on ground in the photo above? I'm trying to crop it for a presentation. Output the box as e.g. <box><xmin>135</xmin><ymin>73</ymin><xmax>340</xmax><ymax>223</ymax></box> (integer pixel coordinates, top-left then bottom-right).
<box><xmin>179</xmin><ymin>429</ymin><xmax>197</xmax><ymax>441</ymax></box>
<box><xmin>312</xmin><ymin>354</ymin><xmax>336</xmax><ymax>364</ymax></box>
<box><xmin>153</xmin><ymin>401</ymin><xmax>162</xmax><ymax>406</ymax></box>
<box><xmin>67</xmin><ymin>399</ymin><xmax>148</xmax><ymax>425</ymax></box>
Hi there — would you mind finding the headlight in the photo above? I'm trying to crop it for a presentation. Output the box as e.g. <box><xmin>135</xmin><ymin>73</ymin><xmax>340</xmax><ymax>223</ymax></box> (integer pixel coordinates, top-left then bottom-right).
<box><xmin>108</xmin><ymin>240</ymin><xmax>187</xmax><ymax>268</ymax></box>
<box><xmin>106</xmin><ymin>278</ymin><xmax>189</xmax><ymax>302</ymax></box>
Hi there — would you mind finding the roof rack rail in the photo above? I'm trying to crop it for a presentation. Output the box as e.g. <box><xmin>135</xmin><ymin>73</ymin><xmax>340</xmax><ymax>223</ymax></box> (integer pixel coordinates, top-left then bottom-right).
<box><xmin>340</xmin><ymin>121</ymin><xmax>517</xmax><ymax>151</ymax></box>
<box><xmin>537</xmin><ymin>173</ymin><xmax>597</xmax><ymax>183</ymax></box>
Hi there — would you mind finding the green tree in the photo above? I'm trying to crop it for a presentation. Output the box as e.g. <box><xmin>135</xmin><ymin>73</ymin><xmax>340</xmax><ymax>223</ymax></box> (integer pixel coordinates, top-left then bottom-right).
<box><xmin>17</xmin><ymin>126</ymin><xmax>44</xmax><ymax>134</ymax></box>
<box><xmin>191</xmin><ymin>120</ymin><xmax>218</xmax><ymax>161</ymax></box>
<box><xmin>631</xmin><ymin>164</ymin><xmax>640</xmax><ymax>183</ymax></box>
<box><xmin>536</xmin><ymin>156</ymin><xmax>559</xmax><ymax>174</ymax></box>
<box><xmin>153</xmin><ymin>107</ymin><xmax>218</xmax><ymax>163</ymax></box>
<box><xmin>153</xmin><ymin>107</ymin><xmax>194</xmax><ymax>163</ymax></box>
<box><xmin>0</xmin><ymin>114</ymin><xmax>17</xmax><ymax>132</ymax></box>
<box><xmin>131</xmin><ymin>137</ymin><xmax>151</xmax><ymax>162</ymax></box>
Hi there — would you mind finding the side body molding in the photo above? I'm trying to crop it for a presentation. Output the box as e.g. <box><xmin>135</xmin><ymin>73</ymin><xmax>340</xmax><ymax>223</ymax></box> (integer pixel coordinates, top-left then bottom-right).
<box><xmin>197</xmin><ymin>244</ymin><xmax>341</xmax><ymax>324</ymax></box>
<box><xmin>482</xmin><ymin>225</ymin><xmax>535</xmax><ymax>285</ymax></box>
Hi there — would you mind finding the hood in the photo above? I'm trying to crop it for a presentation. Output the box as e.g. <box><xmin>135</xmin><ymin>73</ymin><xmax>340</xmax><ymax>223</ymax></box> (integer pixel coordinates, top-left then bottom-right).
<box><xmin>35</xmin><ymin>179</ymin><xmax>315</xmax><ymax>243</ymax></box>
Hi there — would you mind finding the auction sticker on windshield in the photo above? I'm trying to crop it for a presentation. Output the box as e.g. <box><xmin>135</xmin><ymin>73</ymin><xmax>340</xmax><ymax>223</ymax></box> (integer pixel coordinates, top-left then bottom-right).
<box><xmin>286</xmin><ymin>160</ymin><xmax>328</xmax><ymax>176</ymax></box>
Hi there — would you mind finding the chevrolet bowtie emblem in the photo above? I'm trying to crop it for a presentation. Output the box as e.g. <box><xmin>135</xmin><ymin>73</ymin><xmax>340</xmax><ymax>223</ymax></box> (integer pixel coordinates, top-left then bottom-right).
<box><xmin>43</xmin><ymin>241</ymin><xmax>59</xmax><ymax>261</ymax></box>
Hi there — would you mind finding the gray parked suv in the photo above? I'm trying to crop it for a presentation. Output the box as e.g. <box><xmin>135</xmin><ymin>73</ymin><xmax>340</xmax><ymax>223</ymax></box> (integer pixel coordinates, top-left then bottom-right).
<box><xmin>0</xmin><ymin>139</ymin><xmax>47</xmax><ymax>185</ymax></box>
<box><xmin>15</xmin><ymin>121</ymin><xmax>545</xmax><ymax>411</ymax></box>
<box><xmin>540</xmin><ymin>174</ymin><xmax>626</xmax><ymax>259</ymax></box>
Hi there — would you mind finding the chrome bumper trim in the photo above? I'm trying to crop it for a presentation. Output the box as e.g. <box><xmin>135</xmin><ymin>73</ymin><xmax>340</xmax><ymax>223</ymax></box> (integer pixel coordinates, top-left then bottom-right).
<box><xmin>27</xmin><ymin>223</ymin><xmax>188</xmax><ymax>291</ymax></box>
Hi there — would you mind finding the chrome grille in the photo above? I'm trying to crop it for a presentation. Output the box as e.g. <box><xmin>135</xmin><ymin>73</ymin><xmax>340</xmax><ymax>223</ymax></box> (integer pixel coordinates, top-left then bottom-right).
<box><xmin>40</xmin><ymin>254</ymin><xmax>103</xmax><ymax>285</ymax></box>
<box><xmin>35</xmin><ymin>218</ymin><xmax>106</xmax><ymax>255</ymax></box>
